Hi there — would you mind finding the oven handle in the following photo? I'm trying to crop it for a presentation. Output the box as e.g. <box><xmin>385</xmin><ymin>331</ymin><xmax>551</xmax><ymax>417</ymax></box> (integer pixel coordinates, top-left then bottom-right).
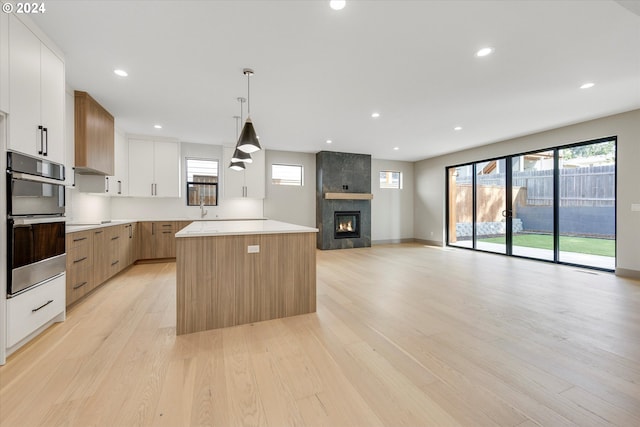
<box><xmin>11</xmin><ymin>172</ymin><xmax>65</xmax><ymax>186</ymax></box>
<box><xmin>10</xmin><ymin>217</ymin><xmax>66</xmax><ymax>226</ymax></box>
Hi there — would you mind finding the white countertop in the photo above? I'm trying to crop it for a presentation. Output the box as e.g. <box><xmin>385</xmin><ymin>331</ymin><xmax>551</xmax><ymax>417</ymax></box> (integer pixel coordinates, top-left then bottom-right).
<box><xmin>66</xmin><ymin>219</ymin><xmax>137</xmax><ymax>233</ymax></box>
<box><xmin>175</xmin><ymin>220</ymin><xmax>318</xmax><ymax>238</ymax></box>
<box><xmin>65</xmin><ymin>217</ymin><xmax>266</xmax><ymax>233</ymax></box>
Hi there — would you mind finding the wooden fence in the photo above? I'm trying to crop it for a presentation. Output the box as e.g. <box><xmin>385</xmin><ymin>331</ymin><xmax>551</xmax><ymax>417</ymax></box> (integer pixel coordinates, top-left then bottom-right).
<box><xmin>455</xmin><ymin>165</ymin><xmax>616</xmax><ymax>210</ymax></box>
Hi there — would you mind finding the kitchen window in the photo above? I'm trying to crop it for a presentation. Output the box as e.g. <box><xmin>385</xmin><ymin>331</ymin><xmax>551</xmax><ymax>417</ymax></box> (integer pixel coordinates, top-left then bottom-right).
<box><xmin>272</xmin><ymin>164</ymin><xmax>303</xmax><ymax>186</ymax></box>
<box><xmin>380</xmin><ymin>171</ymin><xmax>402</xmax><ymax>189</ymax></box>
<box><xmin>186</xmin><ymin>158</ymin><xmax>218</xmax><ymax>206</ymax></box>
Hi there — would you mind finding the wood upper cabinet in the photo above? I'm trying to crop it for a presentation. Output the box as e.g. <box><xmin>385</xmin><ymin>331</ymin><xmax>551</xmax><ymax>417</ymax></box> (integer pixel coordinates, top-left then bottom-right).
<box><xmin>8</xmin><ymin>15</ymin><xmax>65</xmax><ymax>164</ymax></box>
<box><xmin>74</xmin><ymin>91</ymin><xmax>115</xmax><ymax>175</ymax></box>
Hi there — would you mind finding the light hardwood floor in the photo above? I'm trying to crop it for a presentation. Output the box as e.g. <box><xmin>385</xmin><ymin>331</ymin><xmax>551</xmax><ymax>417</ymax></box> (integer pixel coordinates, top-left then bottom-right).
<box><xmin>1</xmin><ymin>243</ymin><xmax>639</xmax><ymax>426</ymax></box>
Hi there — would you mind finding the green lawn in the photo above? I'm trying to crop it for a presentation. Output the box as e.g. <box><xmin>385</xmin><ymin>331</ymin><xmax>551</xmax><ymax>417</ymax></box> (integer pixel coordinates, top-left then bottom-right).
<box><xmin>479</xmin><ymin>234</ymin><xmax>615</xmax><ymax>257</ymax></box>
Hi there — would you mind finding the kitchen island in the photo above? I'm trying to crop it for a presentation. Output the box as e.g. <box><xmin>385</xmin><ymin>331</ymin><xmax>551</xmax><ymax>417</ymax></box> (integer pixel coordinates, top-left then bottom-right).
<box><xmin>175</xmin><ymin>220</ymin><xmax>318</xmax><ymax>335</ymax></box>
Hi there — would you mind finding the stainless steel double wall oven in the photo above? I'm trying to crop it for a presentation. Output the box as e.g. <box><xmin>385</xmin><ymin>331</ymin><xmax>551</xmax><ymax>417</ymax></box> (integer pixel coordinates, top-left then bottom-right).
<box><xmin>6</xmin><ymin>151</ymin><xmax>66</xmax><ymax>297</ymax></box>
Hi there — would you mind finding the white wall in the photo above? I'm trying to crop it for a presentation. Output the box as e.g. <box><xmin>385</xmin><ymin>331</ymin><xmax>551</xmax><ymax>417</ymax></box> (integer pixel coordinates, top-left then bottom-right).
<box><xmin>111</xmin><ymin>141</ymin><xmax>264</xmax><ymax>220</ymax></box>
<box><xmin>263</xmin><ymin>150</ymin><xmax>415</xmax><ymax>242</ymax></box>
<box><xmin>414</xmin><ymin>109</ymin><xmax>640</xmax><ymax>275</ymax></box>
<box><xmin>264</xmin><ymin>150</ymin><xmax>316</xmax><ymax>227</ymax></box>
<box><xmin>371</xmin><ymin>159</ymin><xmax>414</xmax><ymax>243</ymax></box>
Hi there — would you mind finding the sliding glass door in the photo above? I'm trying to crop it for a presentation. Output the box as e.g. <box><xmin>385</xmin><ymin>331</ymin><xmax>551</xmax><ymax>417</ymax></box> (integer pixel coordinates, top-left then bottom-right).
<box><xmin>558</xmin><ymin>141</ymin><xmax>616</xmax><ymax>269</ymax></box>
<box><xmin>446</xmin><ymin>137</ymin><xmax>616</xmax><ymax>271</ymax></box>
<box><xmin>448</xmin><ymin>165</ymin><xmax>473</xmax><ymax>248</ymax></box>
<box><xmin>511</xmin><ymin>150</ymin><xmax>554</xmax><ymax>261</ymax></box>
<box><xmin>475</xmin><ymin>159</ymin><xmax>507</xmax><ymax>254</ymax></box>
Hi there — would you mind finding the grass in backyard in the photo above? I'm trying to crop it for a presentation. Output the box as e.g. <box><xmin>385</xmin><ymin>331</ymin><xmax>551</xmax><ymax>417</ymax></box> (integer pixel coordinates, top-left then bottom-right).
<box><xmin>479</xmin><ymin>234</ymin><xmax>615</xmax><ymax>257</ymax></box>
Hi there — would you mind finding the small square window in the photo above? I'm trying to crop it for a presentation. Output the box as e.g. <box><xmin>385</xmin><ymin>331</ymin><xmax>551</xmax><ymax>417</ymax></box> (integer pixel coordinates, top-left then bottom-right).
<box><xmin>272</xmin><ymin>164</ymin><xmax>303</xmax><ymax>186</ymax></box>
<box><xmin>380</xmin><ymin>171</ymin><xmax>402</xmax><ymax>189</ymax></box>
<box><xmin>186</xmin><ymin>158</ymin><xmax>218</xmax><ymax>206</ymax></box>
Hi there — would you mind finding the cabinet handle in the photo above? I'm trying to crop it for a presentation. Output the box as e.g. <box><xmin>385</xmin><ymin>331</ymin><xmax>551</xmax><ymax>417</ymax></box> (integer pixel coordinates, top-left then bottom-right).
<box><xmin>162</xmin><ymin>231</ymin><xmax>171</xmax><ymax>234</ymax></box>
<box><xmin>73</xmin><ymin>256</ymin><xmax>88</xmax><ymax>264</ymax></box>
<box><xmin>154</xmin><ymin>183</ymin><xmax>158</xmax><ymax>196</ymax></box>
<box><xmin>43</xmin><ymin>127</ymin><xmax>48</xmax><ymax>156</ymax></box>
<box><xmin>162</xmin><ymin>224</ymin><xmax>172</xmax><ymax>227</ymax></box>
<box><xmin>73</xmin><ymin>237</ymin><xmax>87</xmax><ymax>242</ymax></box>
<box><xmin>38</xmin><ymin>125</ymin><xmax>44</xmax><ymax>154</ymax></box>
<box><xmin>111</xmin><ymin>235</ymin><xmax>120</xmax><ymax>240</ymax></box>
<box><xmin>105</xmin><ymin>177</ymin><xmax>109</xmax><ymax>193</ymax></box>
<box><xmin>111</xmin><ymin>260</ymin><xmax>119</xmax><ymax>266</ymax></box>
<box><xmin>118</xmin><ymin>180</ymin><xmax>122</xmax><ymax>195</ymax></box>
<box><xmin>32</xmin><ymin>299</ymin><xmax>54</xmax><ymax>313</ymax></box>
<box><xmin>94</xmin><ymin>230</ymin><xmax>103</xmax><ymax>234</ymax></box>
<box><xmin>73</xmin><ymin>281</ymin><xmax>88</xmax><ymax>290</ymax></box>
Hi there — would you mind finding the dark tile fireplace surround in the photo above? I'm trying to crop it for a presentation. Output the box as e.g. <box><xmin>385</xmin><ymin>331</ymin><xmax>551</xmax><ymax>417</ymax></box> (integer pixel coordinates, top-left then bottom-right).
<box><xmin>316</xmin><ymin>151</ymin><xmax>372</xmax><ymax>250</ymax></box>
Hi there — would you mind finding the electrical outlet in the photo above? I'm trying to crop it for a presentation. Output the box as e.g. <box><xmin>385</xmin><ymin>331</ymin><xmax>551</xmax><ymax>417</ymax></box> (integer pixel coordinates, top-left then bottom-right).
<box><xmin>248</xmin><ymin>245</ymin><xmax>260</xmax><ymax>253</ymax></box>
<box><xmin>632</xmin><ymin>204</ymin><xmax>640</xmax><ymax>212</ymax></box>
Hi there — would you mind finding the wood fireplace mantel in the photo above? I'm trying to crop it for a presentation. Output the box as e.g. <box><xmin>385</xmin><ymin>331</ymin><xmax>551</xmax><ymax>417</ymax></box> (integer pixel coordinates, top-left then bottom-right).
<box><xmin>324</xmin><ymin>192</ymin><xmax>374</xmax><ymax>200</ymax></box>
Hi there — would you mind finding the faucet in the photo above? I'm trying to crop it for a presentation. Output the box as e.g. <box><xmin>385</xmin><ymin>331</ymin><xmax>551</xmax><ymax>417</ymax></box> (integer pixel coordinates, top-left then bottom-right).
<box><xmin>200</xmin><ymin>196</ymin><xmax>208</xmax><ymax>218</ymax></box>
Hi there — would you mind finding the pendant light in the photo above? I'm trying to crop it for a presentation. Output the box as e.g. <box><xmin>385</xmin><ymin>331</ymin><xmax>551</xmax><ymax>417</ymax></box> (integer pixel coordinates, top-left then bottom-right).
<box><xmin>229</xmin><ymin>115</ymin><xmax>246</xmax><ymax>171</ymax></box>
<box><xmin>231</xmin><ymin>97</ymin><xmax>252</xmax><ymax>164</ymax></box>
<box><xmin>236</xmin><ymin>68</ymin><xmax>262</xmax><ymax>154</ymax></box>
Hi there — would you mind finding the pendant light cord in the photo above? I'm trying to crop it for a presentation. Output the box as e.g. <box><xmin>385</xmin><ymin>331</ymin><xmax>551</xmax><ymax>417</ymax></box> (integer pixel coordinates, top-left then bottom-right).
<box><xmin>246</xmin><ymin>72</ymin><xmax>251</xmax><ymax>116</ymax></box>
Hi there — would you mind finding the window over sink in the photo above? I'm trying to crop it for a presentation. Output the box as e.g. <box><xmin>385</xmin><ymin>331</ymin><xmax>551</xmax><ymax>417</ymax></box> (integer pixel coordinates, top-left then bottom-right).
<box><xmin>186</xmin><ymin>158</ymin><xmax>218</xmax><ymax>206</ymax></box>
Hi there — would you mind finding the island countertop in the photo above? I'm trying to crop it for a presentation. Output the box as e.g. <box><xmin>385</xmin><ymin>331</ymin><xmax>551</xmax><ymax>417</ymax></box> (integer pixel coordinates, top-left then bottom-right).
<box><xmin>175</xmin><ymin>219</ymin><xmax>318</xmax><ymax>238</ymax></box>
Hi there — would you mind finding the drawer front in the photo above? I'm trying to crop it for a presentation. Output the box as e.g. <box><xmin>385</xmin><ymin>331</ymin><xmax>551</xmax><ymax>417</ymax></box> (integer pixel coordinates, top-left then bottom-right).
<box><xmin>66</xmin><ymin>265</ymin><xmax>93</xmax><ymax>305</ymax></box>
<box><xmin>67</xmin><ymin>245</ymin><xmax>93</xmax><ymax>269</ymax></box>
<box><xmin>7</xmin><ymin>274</ymin><xmax>66</xmax><ymax>348</ymax></box>
<box><xmin>67</xmin><ymin>231</ymin><xmax>92</xmax><ymax>250</ymax></box>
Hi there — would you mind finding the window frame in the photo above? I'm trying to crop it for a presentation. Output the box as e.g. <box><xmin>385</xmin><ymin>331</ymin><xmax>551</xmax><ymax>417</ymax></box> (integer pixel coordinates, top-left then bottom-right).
<box><xmin>271</xmin><ymin>163</ymin><xmax>304</xmax><ymax>186</ymax></box>
<box><xmin>379</xmin><ymin>170</ymin><xmax>403</xmax><ymax>189</ymax></box>
<box><xmin>185</xmin><ymin>157</ymin><xmax>219</xmax><ymax>206</ymax></box>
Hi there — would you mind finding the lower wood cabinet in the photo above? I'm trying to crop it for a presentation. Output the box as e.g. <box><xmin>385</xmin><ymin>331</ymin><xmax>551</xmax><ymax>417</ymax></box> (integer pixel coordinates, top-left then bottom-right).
<box><xmin>138</xmin><ymin>221</ymin><xmax>190</xmax><ymax>259</ymax></box>
<box><xmin>66</xmin><ymin>222</ymin><xmax>136</xmax><ymax>307</ymax></box>
<box><xmin>66</xmin><ymin>230</ymin><xmax>94</xmax><ymax>305</ymax></box>
<box><xmin>66</xmin><ymin>221</ymin><xmax>190</xmax><ymax>306</ymax></box>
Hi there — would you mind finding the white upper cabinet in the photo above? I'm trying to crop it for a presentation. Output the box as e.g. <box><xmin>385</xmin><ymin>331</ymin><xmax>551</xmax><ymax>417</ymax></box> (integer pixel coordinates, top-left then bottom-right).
<box><xmin>222</xmin><ymin>146</ymin><xmax>265</xmax><ymax>199</ymax></box>
<box><xmin>8</xmin><ymin>15</ymin><xmax>64</xmax><ymax>164</ymax></box>
<box><xmin>0</xmin><ymin>13</ymin><xmax>9</xmax><ymax>112</ymax></box>
<box><xmin>128</xmin><ymin>138</ymin><xmax>180</xmax><ymax>198</ymax></box>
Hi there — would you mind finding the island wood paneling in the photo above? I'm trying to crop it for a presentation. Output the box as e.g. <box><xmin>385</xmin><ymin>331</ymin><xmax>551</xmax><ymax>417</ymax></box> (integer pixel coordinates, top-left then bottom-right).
<box><xmin>176</xmin><ymin>232</ymin><xmax>316</xmax><ymax>335</ymax></box>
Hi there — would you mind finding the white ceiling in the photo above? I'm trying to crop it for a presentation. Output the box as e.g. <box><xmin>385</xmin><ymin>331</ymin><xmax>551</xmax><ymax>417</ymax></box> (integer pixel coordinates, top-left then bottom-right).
<box><xmin>32</xmin><ymin>0</ymin><xmax>640</xmax><ymax>162</ymax></box>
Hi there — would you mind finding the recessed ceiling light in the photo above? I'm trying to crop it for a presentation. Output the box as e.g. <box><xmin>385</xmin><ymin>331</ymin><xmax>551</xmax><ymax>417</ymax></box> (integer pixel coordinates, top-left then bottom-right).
<box><xmin>114</xmin><ymin>69</ymin><xmax>128</xmax><ymax>77</ymax></box>
<box><xmin>580</xmin><ymin>82</ymin><xmax>595</xmax><ymax>89</ymax></box>
<box><xmin>371</xmin><ymin>112</ymin><xmax>380</xmax><ymax>118</ymax></box>
<box><xmin>326</xmin><ymin>139</ymin><xmax>332</xmax><ymax>144</ymax></box>
<box><xmin>154</xmin><ymin>124</ymin><xmax>162</xmax><ymax>129</ymax></box>
<box><xmin>454</xmin><ymin>126</ymin><xmax>462</xmax><ymax>131</ymax></box>
<box><xmin>475</xmin><ymin>47</ymin><xmax>493</xmax><ymax>57</ymax></box>
<box><xmin>330</xmin><ymin>0</ymin><xmax>346</xmax><ymax>10</ymax></box>
<box><xmin>393</xmin><ymin>147</ymin><xmax>399</xmax><ymax>151</ymax></box>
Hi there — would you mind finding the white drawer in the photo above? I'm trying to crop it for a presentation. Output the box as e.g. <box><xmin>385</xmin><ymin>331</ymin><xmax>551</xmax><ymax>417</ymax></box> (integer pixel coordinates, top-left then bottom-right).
<box><xmin>7</xmin><ymin>274</ymin><xmax>66</xmax><ymax>348</ymax></box>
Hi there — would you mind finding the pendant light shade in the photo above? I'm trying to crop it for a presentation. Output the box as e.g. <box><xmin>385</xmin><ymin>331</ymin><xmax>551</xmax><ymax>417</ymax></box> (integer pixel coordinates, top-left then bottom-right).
<box><xmin>236</xmin><ymin>118</ymin><xmax>261</xmax><ymax>153</ymax></box>
<box><xmin>236</xmin><ymin>68</ymin><xmax>262</xmax><ymax>154</ymax></box>
<box><xmin>229</xmin><ymin>161</ymin><xmax>246</xmax><ymax>171</ymax></box>
<box><xmin>229</xmin><ymin>109</ymin><xmax>250</xmax><ymax>171</ymax></box>
<box><xmin>231</xmin><ymin>146</ymin><xmax>253</xmax><ymax>163</ymax></box>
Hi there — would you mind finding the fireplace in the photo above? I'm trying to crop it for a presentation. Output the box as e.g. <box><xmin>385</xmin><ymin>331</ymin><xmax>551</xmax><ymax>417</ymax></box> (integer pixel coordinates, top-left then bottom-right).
<box><xmin>316</xmin><ymin>151</ymin><xmax>371</xmax><ymax>250</ymax></box>
<box><xmin>334</xmin><ymin>211</ymin><xmax>360</xmax><ymax>239</ymax></box>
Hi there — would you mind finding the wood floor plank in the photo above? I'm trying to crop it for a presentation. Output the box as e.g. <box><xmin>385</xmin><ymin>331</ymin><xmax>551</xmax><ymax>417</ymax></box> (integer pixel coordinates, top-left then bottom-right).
<box><xmin>1</xmin><ymin>243</ymin><xmax>639</xmax><ymax>426</ymax></box>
